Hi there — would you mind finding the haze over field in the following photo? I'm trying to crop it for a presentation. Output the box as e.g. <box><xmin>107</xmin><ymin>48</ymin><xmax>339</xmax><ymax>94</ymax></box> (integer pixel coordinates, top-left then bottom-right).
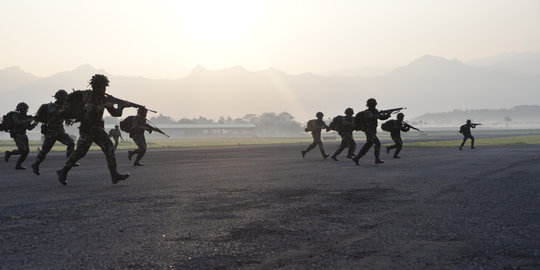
<box><xmin>1</xmin><ymin>1</ymin><xmax>539</xmax><ymax>121</ymax></box>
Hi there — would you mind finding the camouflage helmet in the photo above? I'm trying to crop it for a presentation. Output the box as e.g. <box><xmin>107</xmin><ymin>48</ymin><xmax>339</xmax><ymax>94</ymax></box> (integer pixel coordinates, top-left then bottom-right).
<box><xmin>89</xmin><ymin>74</ymin><xmax>109</xmax><ymax>88</ymax></box>
<box><xmin>16</xmin><ymin>102</ymin><xmax>29</xmax><ymax>112</ymax></box>
<box><xmin>316</xmin><ymin>112</ymin><xmax>324</xmax><ymax>118</ymax></box>
<box><xmin>366</xmin><ymin>98</ymin><xmax>377</xmax><ymax>107</ymax></box>
<box><xmin>397</xmin><ymin>112</ymin><xmax>404</xmax><ymax>119</ymax></box>
<box><xmin>344</xmin><ymin>108</ymin><xmax>354</xmax><ymax>116</ymax></box>
<box><xmin>54</xmin><ymin>89</ymin><xmax>68</xmax><ymax>100</ymax></box>
<box><xmin>466</xmin><ymin>119</ymin><xmax>471</xmax><ymax>124</ymax></box>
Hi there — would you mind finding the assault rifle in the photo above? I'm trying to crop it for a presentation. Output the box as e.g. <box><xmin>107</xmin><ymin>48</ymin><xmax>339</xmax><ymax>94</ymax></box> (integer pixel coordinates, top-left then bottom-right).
<box><xmin>378</xmin><ymin>107</ymin><xmax>406</xmax><ymax>116</ymax></box>
<box><xmin>403</xmin><ymin>121</ymin><xmax>423</xmax><ymax>132</ymax></box>
<box><xmin>104</xmin><ymin>94</ymin><xmax>157</xmax><ymax>113</ymax></box>
<box><xmin>146</xmin><ymin>118</ymin><xmax>170</xmax><ymax>138</ymax></box>
<box><xmin>471</xmin><ymin>123</ymin><xmax>482</xmax><ymax>126</ymax></box>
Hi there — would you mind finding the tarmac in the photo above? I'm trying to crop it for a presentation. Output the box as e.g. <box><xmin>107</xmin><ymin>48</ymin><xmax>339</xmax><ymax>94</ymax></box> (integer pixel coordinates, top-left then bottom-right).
<box><xmin>1</xmin><ymin>143</ymin><xmax>539</xmax><ymax>269</ymax></box>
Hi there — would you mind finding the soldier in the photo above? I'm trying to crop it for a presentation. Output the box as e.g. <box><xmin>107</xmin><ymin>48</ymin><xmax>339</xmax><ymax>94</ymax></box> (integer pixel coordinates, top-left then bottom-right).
<box><xmin>301</xmin><ymin>112</ymin><xmax>330</xmax><ymax>159</ymax></box>
<box><xmin>56</xmin><ymin>74</ymin><xmax>129</xmax><ymax>185</ymax></box>
<box><xmin>31</xmin><ymin>90</ymin><xmax>78</xmax><ymax>175</ymax></box>
<box><xmin>4</xmin><ymin>102</ymin><xmax>37</xmax><ymax>169</ymax></box>
<box><xmin>127</xmin><ymin>108</ymin><xmax>157</xmax><ymax>166</ymax></box>
<box><xmin>330</xmin><ymin>108</ymin><xmax>356</xmax><ymax>161</ymax></box>
<box><xmin>109</xmin><ymin>124</ymin><xmax>123</xmax><ymax>150</ymax></box>
<box><xmin>384</xmin><ymin>113</ymin><xmax>410</xmax><ymax>159</ymax></box>
<box><xmin>353</xmin><ymin>98</ymin><xmax>390</xmax><ymax>165</ymax></box>
<box><xmin>459</xmin><ymin>119</ymin><xmax>478</xmax><ymax>150</ymax></box>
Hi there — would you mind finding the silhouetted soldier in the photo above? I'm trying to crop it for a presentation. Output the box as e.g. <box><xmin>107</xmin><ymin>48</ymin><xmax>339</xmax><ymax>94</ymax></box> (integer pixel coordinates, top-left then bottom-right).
<box><xmin>301</xmin><ymin>112</ymin><xmax>330</xmax><ymax>159</ymax></box>
<box><xmin>57</xmin><ymin>74</ymin><xmax>129</xmax><ymax>185</ymax></box>
<box><xmin>109</xmin><ymin>124</ymin><xmax>123</xmax><ymax>150</ymax></box>
<box><xmin>127</xmin><ymin>108</ymin><xmax>157</xmax><ymax>166</ymax></box>
<box><xmin>459</xmin><ymin>119</ymin><xmax>478</xmax><ymax>150</ymax></box>
<box><xmin>353</xmin><ymin>98</ymin><xmax>390</xmax><ymax>165</ymax></box>
<box><xmin>384</xmin><ymin>113</ymin><xmax>410</xmax><ymax>159</ymax></box>
<box><xmin>31</xmin><ymin>90</ymin><xmax>78</xmax><ymax>175</ymax></box>
<box><xmin>4</xmin><ymin>102</ymin><xmax>37</xmax><ymax>169</ymax></box>
<box><xmin>331</xmin><ymin>108</ymin><xmax>356</xmax><ymax>161</ymax></box>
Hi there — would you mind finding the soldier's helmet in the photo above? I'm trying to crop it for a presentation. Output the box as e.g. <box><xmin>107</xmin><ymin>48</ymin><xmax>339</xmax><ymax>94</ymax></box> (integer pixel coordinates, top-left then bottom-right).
<box><xmin>16</xmin><ymin>102</ymin><xmax>29</xmax><ymax>112</ymax></box>
<box><xmin>89</xmin><ymin>74</ymin><xmax>110</xmax><ymax>88</ymax></box>
<box><xmin>397</xmin><ymin>113</ymin><xmax>404</xmax><ymax>120</ymax></box>
<box><xmin>115</xmin><ymin>124</ymin><xmax>119</xmax><ymax>129</ymax></box>
<box><xmin>344</xmin><ymin>108</ymin><xmax>354</xmax><ymax>116</ymax></box>
<box><xmin>137</xmin><ymin>107</ymin><xmax>148</xmax><ymax>116</ymax></box>
<box><xmin>316</xmin><ymin>112</ymin><xmax>324</xmax><ymax>118</ymax></box>
<box><xmin>466</xmin><ymin>119</ymin><xmax>471</xmax><ymax>124</ymax></box>
<box><xmin>54</xmin><ymin>89</ymin><xmax>68</xmax><ymax>100</ymax></box>
<box><xmin>366</xmin><ymin>98</ymin><xmax>377</xmax><ymax>107</ymax></box>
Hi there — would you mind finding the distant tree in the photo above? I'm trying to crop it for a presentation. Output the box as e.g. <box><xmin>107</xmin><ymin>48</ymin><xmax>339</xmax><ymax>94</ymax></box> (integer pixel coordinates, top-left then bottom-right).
<box><xmin>218</xmin><ymin>116</ymin><xmax>225</xmax><ymax>124</ymax></box>
<box><xmin>149</xmin><ymin>114</ymin><xmax>176</xmax><ymax>124</ymax></box>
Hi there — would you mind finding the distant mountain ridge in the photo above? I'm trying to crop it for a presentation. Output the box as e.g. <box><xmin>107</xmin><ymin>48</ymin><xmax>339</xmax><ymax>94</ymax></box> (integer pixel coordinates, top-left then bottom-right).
<box><xmin>1</xmin><ymin>52</ymin><xmax>539</xmax><ymax>122</ymax></box>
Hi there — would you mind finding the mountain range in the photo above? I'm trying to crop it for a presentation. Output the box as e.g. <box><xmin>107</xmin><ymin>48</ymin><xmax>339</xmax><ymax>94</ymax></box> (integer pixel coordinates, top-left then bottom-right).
<box><xmin>1</xmin><ymin>52</ymin><xmax>539</xmax><ymax>124</ymax></box>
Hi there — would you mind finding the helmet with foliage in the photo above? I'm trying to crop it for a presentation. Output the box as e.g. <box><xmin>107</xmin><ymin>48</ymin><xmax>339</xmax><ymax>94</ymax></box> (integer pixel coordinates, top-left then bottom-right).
<box><xmin>89</xmin><ymin>74</ymin><xmax>109</xmax><ymax>89</ymax></box>
<box><xmin>54</xmin><ymin>89</ymin><xmax>68</xmax><ymax>100</ymax></box>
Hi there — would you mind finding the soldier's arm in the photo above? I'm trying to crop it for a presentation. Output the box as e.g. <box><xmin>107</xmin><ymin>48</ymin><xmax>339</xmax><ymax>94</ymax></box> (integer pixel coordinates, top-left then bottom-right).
<box><xmin>104</xmin><ymin>103</ymin><xmax>124</xmax><ymax>117</ymax></box>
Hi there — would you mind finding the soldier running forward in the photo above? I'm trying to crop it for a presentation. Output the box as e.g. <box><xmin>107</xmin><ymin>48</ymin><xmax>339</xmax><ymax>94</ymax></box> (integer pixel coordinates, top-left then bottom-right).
<box><xmin>459</xmin><ymin>119</ymin><xmax>479</xmax><ymax>150</ymax></box>
<box><xmin>353</xmin><ymin>98</ymin><xmax>390</xmax><ymax>165</ymax></box>
<box><xmin>31</xmin><ymin>90</ymin><xmax>79</xmax><ymax>175</ymax></box>
<box><xmin>3</xmin><ymin>102</ymin><xmax>37</xmax><ymax>169</ymax></box>
<box><xmin>57</xmin><ymin>74</ymin><xmax>129</xmax><ymax>185</ymax></box>
<box><xmin>127</xmin><ymin>108</ymin><xmax>158</xmax><ymax>166</ymax></box>
<box><xmin>109</xmin><ymin>124</ymin><xmax>123</xmax><ymax>150</ymax></box>
<box><xmin>301</xmin><ymin>112</ymin><xmax>330</xmax><ymax>159</ymax></box>
<box><xmin>384</xmin><ymin>113</ymin><xmax>410</xmax><ymax>159</ymax></box>
<box><xmin>330</xmin><ymin>108</ymin><xmax>356</xmax><ymax>161</ymax></box>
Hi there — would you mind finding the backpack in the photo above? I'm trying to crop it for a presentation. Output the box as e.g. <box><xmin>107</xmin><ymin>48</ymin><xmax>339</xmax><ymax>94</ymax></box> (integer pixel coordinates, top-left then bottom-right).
<box><xmin>328</xmin><ymin>116</ymin><xmax>343</xmax><ymax>131</ymax></box>
<box><xmin>353</xmin><ymin>111</ymin><xmax>367</xmax><ymax>131</ymax></box>
<box><xmin>0</xmin><ymin>111</ymin><xmax>17</xmax><ymax>132</ymax></box>
<box><xmin>459</xmin><ymin>125</ymin><xmax>466</xmax><ymax>134</ymax></box>
<box><xmin>305</xmin><ymin>119</ymin><xmax>315</xmax><ymax>132</ymax></box>
<box><xmin>64</xmin><ymin>90</ymin><xmax>92</xmax><ymax>124</ymax></box>
<box><xmin>119</xmin><ymin>116</ymin><xmax>136</xmax><ymax>133</ymax></box>
<box><xmin>381</xmin><ymin>120</ymin><xmax>394</xmax><ymax>132</ymax></box>
<box><xmin>34</xmin><ymin>103</ymin><xmax>50</xmax><ymax>123</ymax></box>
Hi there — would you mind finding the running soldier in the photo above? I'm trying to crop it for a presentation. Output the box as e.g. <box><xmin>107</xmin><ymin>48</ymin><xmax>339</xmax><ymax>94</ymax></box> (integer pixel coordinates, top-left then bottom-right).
<box><xmin>301</xmin><ymin>112</ymin><xmax>330</xmax><ymax>159</ymax></box>
<box><xmin>31</xmin><ymin>90</ymin><xmax>78</xmax><ymax>175</ymax></box>
<box><xmin>126</xmin><ymin>108</ymin><xmax>157</xmax><ymax>166</ymax></box>
<box><xmin>459</xmin><ymin>119</ymin><xmax>479</xmax><ymax>150</ymax></box>
<box><xmin>353</xmin><ymin>98</ymin><xmax>390</xmax><ymax>165</ymax></box>
<box><xmin>57</xmin><ymin>74</ymin><xmax>129</xmax><ymax>185</ymax></box>
<box><xmin>109</xmin><ymin>124</ymin><xmax>123</xmax><ymax>150</ymax></box>
<box><xmin>3</xmin><ymin>102</ymin><xmax>37</xmax><ymax>169</ymax></box>
<box><xmin>383</xmin><ymin>113</ymin><xmax>410</xmax><ymax>159</ymax></box>
<box><xmin>330</xmin><ymin>108</ymin><xmax>356</xmax><ymax>161</ymax></box>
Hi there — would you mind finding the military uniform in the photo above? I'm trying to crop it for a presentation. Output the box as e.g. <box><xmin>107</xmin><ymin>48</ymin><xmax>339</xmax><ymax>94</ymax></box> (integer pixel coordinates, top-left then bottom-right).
<box><xmin>385</xmin><ymin>119</ymin><xmax>410</xmax><ymax>158</ymax></box>
<box><xmin>32</xmin><ymin>101</ymin><xmax>75</xmax><ymax>175</ymax></box>
<box><xmin>459</xmin><ymin>122</ymin><xmax>476</xmax><ymax>150</ymax></box>
<box><xmin>57</xmin><ymin>74</ymin><xmax>129</xmax><ymax>185</ymax></box>
<box><xmin>353</xmin><ymin>106</ymin><xmax>389</xmax><ymax>164</ymax></box>
<box><xmin>331</xmin><ymin>115</ymin><xmax>356</xmax><ymax>160</ymax></box>
<box><xmin>301</xmin><ymin>118</ymin><xmax>329</xmax><ymax>159</ymax></box>
<box><xmin>127</xmin><ymin>112</ymin><xmax>155</xmax><ymax>166</ymax></box>
<box><xmin>109</xmin><ymin>126</ymin><xmax>123</xmax><ymax>150</ymax></box>
<box><xmin>5</xmin><ymin>109</ymin><xmax>36</xmax><ymax>169</ymax></box>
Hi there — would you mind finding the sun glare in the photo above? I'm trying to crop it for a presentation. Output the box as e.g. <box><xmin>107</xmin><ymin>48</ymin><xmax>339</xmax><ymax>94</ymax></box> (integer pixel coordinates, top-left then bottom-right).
<box><xmin>177</xmin><ymin>1</ymin><xmax>263</xmax><ymax>46</ymax></box>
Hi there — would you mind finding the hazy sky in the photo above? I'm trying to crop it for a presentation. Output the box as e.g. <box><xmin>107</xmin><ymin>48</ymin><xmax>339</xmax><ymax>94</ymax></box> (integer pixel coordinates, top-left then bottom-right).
<box><xmin>1</xmin><ymin>0</ymin><xmax>539</xmax><ymax>78</ymax></box>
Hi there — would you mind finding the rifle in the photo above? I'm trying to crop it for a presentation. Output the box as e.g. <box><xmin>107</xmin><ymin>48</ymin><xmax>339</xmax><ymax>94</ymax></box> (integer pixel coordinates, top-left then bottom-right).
<box><xmin>471</xmin><ymin>123</ymin><xmax>482</xmax><ymax>126</ymax></box>
<box><xmin>146</xmin><ymin>118</ymin><xmax>170</xmax><ymax>138</ymax></box>
<box><xmin>378</xmin><ymin>107</ymin><xmax>406</xmax><ymax>116</ymax></box>
<box><xmin>403</xmin><ymin>122</ymin><xmax>423</xmax><ymax>132</ymax></box>
<box><xmin>104</xmin><ymin>94</ymin><xmax>157</xmax><ymax>113</ymax></box>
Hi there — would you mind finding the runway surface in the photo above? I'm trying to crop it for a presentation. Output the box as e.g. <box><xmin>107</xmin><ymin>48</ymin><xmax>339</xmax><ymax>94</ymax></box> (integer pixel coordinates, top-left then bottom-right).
<box><xmin>1</xmin><ymin>143</ymin><xmax>539</xmax><ymax>269</ymax></box>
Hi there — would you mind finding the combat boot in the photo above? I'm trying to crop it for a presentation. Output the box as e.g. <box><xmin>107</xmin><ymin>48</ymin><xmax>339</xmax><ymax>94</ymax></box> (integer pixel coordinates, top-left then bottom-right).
<box><xmin>331</xmin><ymin>155</ymin><xmax>338</xmax><ymax>161</ymax></box>
<box><xmin>5</xmin><ymin>151</ymin><xmax>11</xmax><ymax>162</ymax></box>
<box><xmin>31</xmin><ymin>162</ymin><xmax>40</xmax><ymax>175</ymax></box>
<box><xmin>109</xmin><ymin>167</ymin><xmax>129</xmax><ymax>184</ymax></box>
<box><xmin>301</xmin><ymin>150</ymin><xmax>306</xmax><ymax>158</ymax></box>
<box><xmin>56</xmin><ymin>167</ymin><xmax>71</xmax><ymax>185</ymax></box>
<box><xmin>392</xmin><ymin>155</ymin><xmax>400</xmax><ymax>159</ymax></box>
<box><xmin>128</xmin><ymin>151</ymin><xmax>134</xmax><ymax>161</ymax></box>
<box><xmin>323</xmin><ymin>153</ymin><xmax>329</xmax><ymax>159</ymax></box>
<box><xmin>15</xmin><ymin>165</ymin><xmax>26</xmax><ymax>170</ymax></box>
<box><xmin>375</xmin><ymin>157</ymin><xmax>384</xmax><ymax>164</ymax></box>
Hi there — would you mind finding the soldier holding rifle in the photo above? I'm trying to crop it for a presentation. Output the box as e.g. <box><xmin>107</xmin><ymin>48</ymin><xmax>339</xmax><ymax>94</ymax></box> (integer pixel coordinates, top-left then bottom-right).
<box><xmin>459</xmin><ymin>119</ymin><xmax>480</xmax><ymax>150</ymax></box>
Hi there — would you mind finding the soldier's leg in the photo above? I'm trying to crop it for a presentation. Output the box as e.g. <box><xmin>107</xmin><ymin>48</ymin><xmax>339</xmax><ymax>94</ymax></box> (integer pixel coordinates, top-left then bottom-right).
<box><xmin>93</xmin><ymin>130</ymin><xmax>129</xmax><ymax>183</ymax></box>
<box><xmin>57</xmin><ymin>133</ymin><xmax>93</xmax><ymax>185</ymax></box>
<box><xmin>469</xmin><ymin>135</ymin><xmax>475</xmax><ymax>149</ymax></box>
<box><xmin>133</xmin><ymin>135</ymin><xmax>147</xmax><ymax>165</ymax></box>
<box><xmin>394</xmin><ymin>136</ymin><xmax>403</xmax><ymax>157</ymax></box>
<box><xmin>388</xmin><ymin>133</ymin><xmax>399</xmax><ymax>152</ymax></box>
<box><xmin>331</xmin><ymin>137</ymin><xmax>347</xmax><ymax>160</ymax></box>
<box><xmin>14</xmin><ymin>135</ymin><xmax>30</xmax><ymax>169</ymax></box>
<box><xmin>346</xmin><ymin>135</ymin><xmax>356</xmax><ymax>158</ymax></box>
<box><xmin>114</xmin><ymin>138</ymin><xmax>119</xmax><ymax>150</ymax></box>
<box><xmin>56</xmin><ymin>133</ymin><xmax>75</xmax><ymax>158</ymax></box>
<box><xmin>314</xmin><ymin>136</ymin><xmax>328</xmax><ymax>158</ymax></box>
<box><xmin>460</xmin><ymin>136</ymin><xmax>468</xmax><ymax>150</ymax></box>
<box><xmin>372</xmin><ymin>134</ymin><xmax>381</xmax><ymax>158</ymax></box>
<box><xmin>32</xmin><ymin>135</ymin><xmax>56</xmax><ymax>175</ymax></box>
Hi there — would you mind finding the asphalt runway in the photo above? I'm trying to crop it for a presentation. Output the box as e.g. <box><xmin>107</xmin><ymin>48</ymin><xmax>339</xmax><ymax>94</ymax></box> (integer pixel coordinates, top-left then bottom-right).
<box><xmin>1</xmin><ymin>142</ymin><xmax>539</xmax><ymax>269</ymax></box>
